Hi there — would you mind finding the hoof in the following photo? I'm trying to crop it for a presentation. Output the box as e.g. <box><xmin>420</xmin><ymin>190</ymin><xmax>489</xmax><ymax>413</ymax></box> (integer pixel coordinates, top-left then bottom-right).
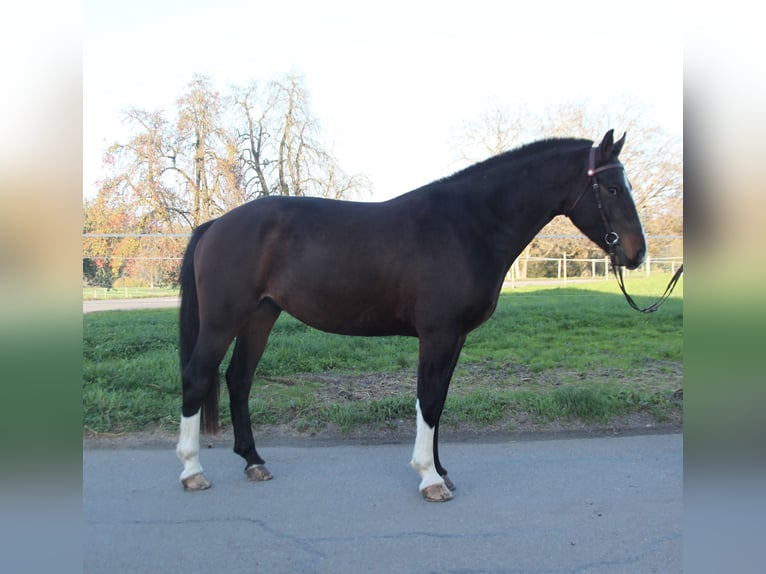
<box><xmin>442</xmin><ymin>474</ymin><xmax>456</xmax><ymax>492</ymax></box>
<box><xmin>245</xmin><ymin>464</ymin><xmax>273</xmax><ymax>482</ymax></box>
<box><xmin>182</xmin><ymin>472</ymin><xmax>211</xmax><ymax>491</ymax></box>
<box><xmin>421</xmin><ymin>482</ymin><xmax>454</xmax><ymax>502</ymax></box>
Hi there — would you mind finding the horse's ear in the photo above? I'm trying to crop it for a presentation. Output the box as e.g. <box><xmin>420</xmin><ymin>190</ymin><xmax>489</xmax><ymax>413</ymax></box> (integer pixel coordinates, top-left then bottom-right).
<box><xmin>612</xmin><ymin>131</ymin><xmax>626</xmax><ymax>158</ymax></box>
<box><xmin>597</xmin><ymin>129</ymin><xmax>616</xmax><ymax>160</ymax></box>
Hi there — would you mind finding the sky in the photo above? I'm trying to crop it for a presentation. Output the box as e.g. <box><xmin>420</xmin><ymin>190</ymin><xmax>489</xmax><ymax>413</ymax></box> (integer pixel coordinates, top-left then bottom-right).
<box><xmin>83</xmin><ymin>0</ymin><xmax>683</xmax><ymax>202</ymax></box>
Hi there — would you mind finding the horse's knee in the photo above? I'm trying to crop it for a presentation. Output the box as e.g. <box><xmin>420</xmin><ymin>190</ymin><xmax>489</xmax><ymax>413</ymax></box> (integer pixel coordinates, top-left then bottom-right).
<box><xmin>181</xmin><ymin>366</ymin><xmax>217</xmax><ymax>415</ymax></box>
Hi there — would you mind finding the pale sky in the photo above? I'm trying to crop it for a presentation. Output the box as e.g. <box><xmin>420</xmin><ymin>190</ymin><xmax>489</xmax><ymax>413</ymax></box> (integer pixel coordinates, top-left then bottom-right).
<box><xmin>83</xmin><ymin>0</ymin><xmax>683</xmax><ymax>202</ymax></box>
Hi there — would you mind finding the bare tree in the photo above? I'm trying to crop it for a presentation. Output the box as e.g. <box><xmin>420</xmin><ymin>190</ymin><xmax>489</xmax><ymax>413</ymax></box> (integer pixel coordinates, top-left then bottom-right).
<box><xmin>231</xmin><ymin>80</ymin><xmax>274</xmax><ymax>199</ymax></box>
<box><xmin>172</xmin><ymin>75</ymin><xmax>241</xmax><ymax>225</ymax></box>
<box><xmin>89</xmin><ymin>72</ymin><xmax>372</xmax><ymax>287</ymax></box>
<box><xmin>451</xmin><ymin>103</ymin><xmax>533</xmax><ymax>164</ymax></box>
<box><xmin>101</xmin><ymin>76</ymin><xmax>234</xmax><ymax>230</ymax></box>
<box><xmin>233</xmin><ymin>73</ymin><xmax>370</xmax><ymax>201</ymax></box>
<box><xmin>98</xmin><ymin>72</ymin><xmax>371</xmax><ymax>240</ymax></box>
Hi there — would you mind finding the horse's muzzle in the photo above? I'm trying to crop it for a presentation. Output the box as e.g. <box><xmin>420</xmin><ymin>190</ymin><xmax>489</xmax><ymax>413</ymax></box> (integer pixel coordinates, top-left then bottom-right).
<box><xmin>615</xmin><ymin>234</ymin><xmax>646</xmax><ymax>270</ymax></box>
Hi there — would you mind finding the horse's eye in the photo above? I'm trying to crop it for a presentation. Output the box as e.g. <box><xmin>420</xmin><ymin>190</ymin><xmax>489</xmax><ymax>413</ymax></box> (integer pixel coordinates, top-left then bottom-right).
<box><xmin>607</xmin><ymin>187</ymin><xmax>619</xmax><ymax>196</ymax></box>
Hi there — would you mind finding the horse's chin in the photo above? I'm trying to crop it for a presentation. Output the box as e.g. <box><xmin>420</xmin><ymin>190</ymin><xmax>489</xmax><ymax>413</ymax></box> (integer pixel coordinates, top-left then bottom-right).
<box><xmin>614</xmin><ymin>244</ymin><xmax>646</xmax><ymax>270</ymax></box>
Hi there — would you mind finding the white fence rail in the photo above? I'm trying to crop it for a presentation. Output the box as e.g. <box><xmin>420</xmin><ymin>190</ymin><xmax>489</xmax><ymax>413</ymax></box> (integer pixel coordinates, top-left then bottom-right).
<box><xmin>504</xmin><ymin>255</ymin><xmax>683</xmax><ymax>287</ymax></box>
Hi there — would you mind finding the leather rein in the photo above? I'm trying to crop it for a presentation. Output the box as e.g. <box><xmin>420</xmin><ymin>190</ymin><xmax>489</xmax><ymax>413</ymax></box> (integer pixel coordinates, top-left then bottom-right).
<box><xmin>568</xmin><ymin>146</ymin><xmax>683</xmax><ymax>314</ymax></box>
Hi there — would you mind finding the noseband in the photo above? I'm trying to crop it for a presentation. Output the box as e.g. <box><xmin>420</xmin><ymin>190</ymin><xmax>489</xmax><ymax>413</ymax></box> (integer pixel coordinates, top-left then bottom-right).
<box><xmin>567</xmin><ymin>146</ymin><xmax>684</xmax><ymax>313</ymax></box>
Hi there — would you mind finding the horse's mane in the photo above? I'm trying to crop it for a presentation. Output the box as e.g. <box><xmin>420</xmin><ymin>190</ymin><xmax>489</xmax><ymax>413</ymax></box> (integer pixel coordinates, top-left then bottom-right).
<box><xmin>441</xmin><ymin>137</ymin><xmax>592</xmax><ymax>184</ymax></box>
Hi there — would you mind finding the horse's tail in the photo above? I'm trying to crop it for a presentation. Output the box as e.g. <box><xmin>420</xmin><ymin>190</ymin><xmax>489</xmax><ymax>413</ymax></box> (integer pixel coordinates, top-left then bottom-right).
<box><xmin>179</xmin><ymin>219</ymin><xmax>220</xmax><ymax>434</ymax></box>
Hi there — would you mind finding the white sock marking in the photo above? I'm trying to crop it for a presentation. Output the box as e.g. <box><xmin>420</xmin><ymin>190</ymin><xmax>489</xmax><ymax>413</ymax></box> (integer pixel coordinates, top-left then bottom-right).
<box><xmin>176</xmin><ymin>410</ymin><xmax>203</xmax><ymax>481</ymax></box>
<box><xmin>410</xmin><ymin>400</ymin><xmax>444</xmax><ymax>491</ymax></box>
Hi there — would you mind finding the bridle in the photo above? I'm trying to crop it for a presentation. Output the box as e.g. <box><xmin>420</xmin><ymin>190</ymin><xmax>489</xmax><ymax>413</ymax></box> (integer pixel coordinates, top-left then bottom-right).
<box><xmin>566</xmin><ymin>146</ymin><xmax>684</xmax><ymax>314</ymax></box>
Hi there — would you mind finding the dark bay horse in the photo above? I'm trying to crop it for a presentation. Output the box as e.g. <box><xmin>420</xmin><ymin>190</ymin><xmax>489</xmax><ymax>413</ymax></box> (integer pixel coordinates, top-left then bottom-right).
<box><xmin>176</xmin><ymin>130</ymin><xmax>646</xmax><ymax>501</ymax></box>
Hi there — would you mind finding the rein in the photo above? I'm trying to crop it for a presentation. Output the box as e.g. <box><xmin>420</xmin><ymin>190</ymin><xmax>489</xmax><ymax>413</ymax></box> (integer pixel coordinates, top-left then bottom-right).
<box><xmin>569</xmin><ymin>146</ymin><xmax>684</xmax><ymax>314</ymax></box>
<box><xmin>613</xmin><ymin>262</ymin><xmax>684</xmax><ymax>314</ymax></box>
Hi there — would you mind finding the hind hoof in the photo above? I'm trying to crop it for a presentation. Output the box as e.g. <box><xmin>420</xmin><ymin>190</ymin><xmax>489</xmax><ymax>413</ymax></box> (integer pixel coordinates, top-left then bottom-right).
<box><xmin>182</xmin><ymin>472</ymin><xmax>211</xmax><ymax>491</ymax></box>
<box><xmin>421</xmin><ymin>482</ymin><xmax>454</xmax><ymax>502</ymax></box>
<box><xmin>245</xmin><ymin>464</ymin><xmax>273</xmax><ymax>481</ymax></box>
<box><xmin>442</xmin><ymin>474</ymin><xmax>456</xmax><ymax>491</ymax></box>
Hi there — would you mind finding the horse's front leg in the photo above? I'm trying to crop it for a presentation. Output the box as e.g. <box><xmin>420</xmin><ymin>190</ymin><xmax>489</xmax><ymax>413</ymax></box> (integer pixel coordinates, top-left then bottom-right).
<box><xmin>433</xmin><ymin>423</ymin><xmax>456</xmax><ymax>492</ymax></box>
<box><xmin>410</xmin><ymin>333</ymin><xmax>466</xmax><ymax>502</ymax></box>
<box><xmin>411</xmin><ymin>400</ymin><xmax>453</xmax><ymax>501</ymax></box>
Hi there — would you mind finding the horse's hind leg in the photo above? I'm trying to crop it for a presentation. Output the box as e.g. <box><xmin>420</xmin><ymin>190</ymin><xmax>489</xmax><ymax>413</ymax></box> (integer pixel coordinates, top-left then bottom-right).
<box><xmin>226</xmin><ymin>299</ymin><xmax>281</xmax><ymax>482</ymax></box>
<box><xmin>177</xmin><ymin>329</ymin><xmax>233</xmax><ymax>490</ymax></box>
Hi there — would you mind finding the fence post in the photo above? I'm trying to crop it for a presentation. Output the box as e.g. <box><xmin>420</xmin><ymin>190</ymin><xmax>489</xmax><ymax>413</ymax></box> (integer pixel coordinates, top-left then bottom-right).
<box><xmin>563</xmin><ymin>252</ymin><xmax>567</xmax><ymax>283</ymax></box>
<box><xmin>645</xmin><ymin>254</ymin><xmax>651</xmax><ymax>277</ymax></box>
<box><xmin>605</xmin><ymin>256</ymin><xmax>609</xmax><ymax>280</ymax></box>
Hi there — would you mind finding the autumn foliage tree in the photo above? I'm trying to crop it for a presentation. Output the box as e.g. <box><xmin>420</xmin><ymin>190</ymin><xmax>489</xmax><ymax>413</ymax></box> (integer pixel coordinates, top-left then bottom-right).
<box><xmin>83</xmin><ymin>73</ymin><xmax>369</xmax><ymax>287</ymax></box>
<box><xmin>82</xmin><ymin>187</ymin><xmax>139</xmax><ymax>288</ymax></box>
<box><xmin>93</xmin><ymin>73</ymin><xmax>368</xmax><ymax>231</ymax></box>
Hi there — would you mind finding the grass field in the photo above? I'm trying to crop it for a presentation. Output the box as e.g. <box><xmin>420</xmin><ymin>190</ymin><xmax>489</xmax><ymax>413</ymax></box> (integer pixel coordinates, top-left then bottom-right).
<box><xmin>82</xmin><ymin>275</ymin><xmax>683</xmax><ymax>435</ymax></box>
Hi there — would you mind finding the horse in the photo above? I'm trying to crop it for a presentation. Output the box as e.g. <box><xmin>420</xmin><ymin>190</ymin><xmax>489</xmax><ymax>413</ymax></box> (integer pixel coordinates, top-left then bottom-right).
<box><xmin>176</xmin><ymin>130</ymin><xmax>646</xmax><ymax>502</ymax></box>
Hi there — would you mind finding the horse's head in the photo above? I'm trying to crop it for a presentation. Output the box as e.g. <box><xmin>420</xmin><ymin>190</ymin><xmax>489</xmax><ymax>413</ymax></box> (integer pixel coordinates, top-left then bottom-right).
<box><xmin>566</xmin><ymin>130</ymin><xmax>647</xmax><ymax>270</ymax></box>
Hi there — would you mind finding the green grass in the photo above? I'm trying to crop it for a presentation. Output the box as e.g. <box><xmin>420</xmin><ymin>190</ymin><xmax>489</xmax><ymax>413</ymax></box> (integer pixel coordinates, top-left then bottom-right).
<box><xmin>83</xmin><ymin>274</ymin><xmax>682</xmax><ymax>434</ymax></box>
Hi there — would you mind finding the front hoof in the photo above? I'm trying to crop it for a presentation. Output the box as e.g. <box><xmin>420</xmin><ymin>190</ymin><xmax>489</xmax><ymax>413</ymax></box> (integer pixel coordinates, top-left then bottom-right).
<box><xmin>442</xmin><ymin>474</ymin><xmax>456</xmax><ymax>492</ymax></box>
<box><xmin>182</xmin><ymin>472</ymin><xmax>211</xmax><ymax>491</ymax></box>
<box><xmin>245</xmin><ymin>464</ymin><xmax>273</xmax><ymax>482</ymax></box>
<box><xmin>421</xmin><ymin>482</ymin><xmax>454</xmax><ymax>502</ymax></box>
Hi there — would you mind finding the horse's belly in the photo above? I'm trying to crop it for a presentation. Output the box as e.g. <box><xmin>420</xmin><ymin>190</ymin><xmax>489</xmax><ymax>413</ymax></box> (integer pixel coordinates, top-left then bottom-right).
<box><xmin>282</xmin><ymin>297</ymin><xmax>415</xmax><ymax>337</ymax></box>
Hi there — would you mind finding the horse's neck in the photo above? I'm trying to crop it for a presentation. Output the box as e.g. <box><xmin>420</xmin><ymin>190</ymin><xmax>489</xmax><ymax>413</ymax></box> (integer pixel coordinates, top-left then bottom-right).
<box><xmin>482</xmin><ymin>159</ymin><xmax>581</xmax><ymax>268</ymax></box>
<box><xmin>495</xmin><ymin>197</ymin><xmax>556</xmax><ymax>267</ymax></box>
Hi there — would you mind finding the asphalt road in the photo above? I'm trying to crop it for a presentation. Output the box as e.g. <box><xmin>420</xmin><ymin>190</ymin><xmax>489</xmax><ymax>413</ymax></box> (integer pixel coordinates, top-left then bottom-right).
<box><xmin>82</xmin><ymin>296</ymin><xmax>181</xmax><ymax>313</ymax></box>
<box><xmin>84</xmin><ymin>433</ymin><xmax>681</xmax><ymax>573</ymax></box>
